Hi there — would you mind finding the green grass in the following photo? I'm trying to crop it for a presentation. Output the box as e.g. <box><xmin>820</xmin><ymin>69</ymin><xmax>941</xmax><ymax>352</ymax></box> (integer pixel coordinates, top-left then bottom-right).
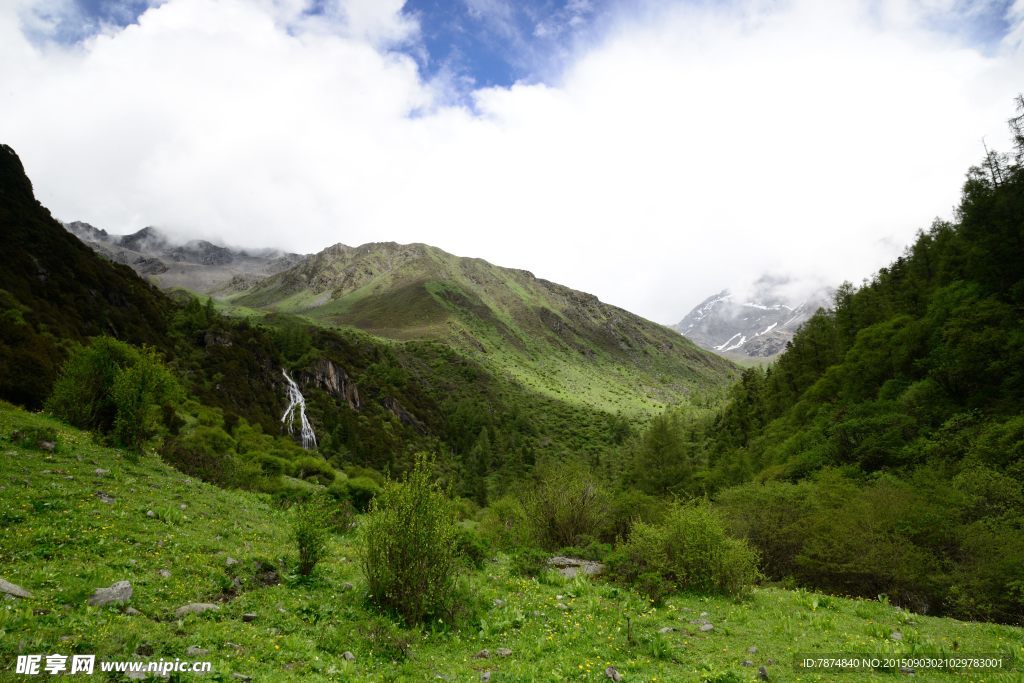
<box><xmin>2</xmin><ymin>404</ymin><xmax>1022</xmax><ymax>681</ymax></box>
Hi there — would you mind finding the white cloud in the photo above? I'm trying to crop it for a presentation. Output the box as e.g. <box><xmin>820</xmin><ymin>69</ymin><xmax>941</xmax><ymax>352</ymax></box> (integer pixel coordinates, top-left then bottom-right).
<box><xmin>0</xmin><ymin>0</ymin><xmax>1021</xmax><ymax>323</ymax></box>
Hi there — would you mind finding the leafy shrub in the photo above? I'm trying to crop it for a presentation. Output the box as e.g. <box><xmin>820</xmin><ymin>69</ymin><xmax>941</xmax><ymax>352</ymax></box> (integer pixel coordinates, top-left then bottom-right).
<box><xmin>454</xmin><ymin>526</ymin><xmax>491</xmax><ymax>569</ymax></box>
<box><xmin>509</xmin><ymin>548</ymin><xmax>549</xmax><ymax>578</ymax></box>
<box><xmin>160</xmin><ymin>426</ymin><xmax>261</xmax><ymax>489</ymax></box>
<box><xmin>293</xmin><ymin>493</ymin><xmax>333</xmax><ymax>577</ymax></box>
<box><xmin>609</xmin><ymin>502</ymin><xmax>759</xmax><ymax>601</ymax></box>
<box><xmin>358</xmin><ymin>455</ymin><xmax>461</xmax><ymax>624</ymax></box>
<box><xmin>10</xmin><ymin>426</ymin><xmax>58</xmax><ymax>451</ymax></box>
<box><xmin>523</xmin><ymin>464</ymin><xmax>609</xmax><ymax>550</ymax></box>
<box><xmin>255</xmin><ymin>453</ymin><xmax>292</xmax><ymax>477</ymax></box>
<box><xmin>345</xmin><ymin>476</ymin><xmax>383</xmax><ymax>512</ymax></box>
<box><xmin>477</xmin><ymin>495</ymin><xmax>529</xmax><ymax>550</ymax></box>
<box><xmin>46</xmin><ymin>337</ymin><xmax>181</xmax><ymax>452</ymax></box>
<box><xmin>293</xmin><ymin>456</ymin><xmax>336</xmax><ymax>484</ymax></box>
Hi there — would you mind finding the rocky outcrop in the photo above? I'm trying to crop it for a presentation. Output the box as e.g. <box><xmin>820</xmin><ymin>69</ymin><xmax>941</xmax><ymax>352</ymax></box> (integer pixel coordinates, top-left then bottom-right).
<box><xmin>298</xmin><ymin>358</ymin><xmax>360</xmax><ymax>410</ymax></box>
<box><xmin>0</xmin><ymin>577</ymin><xmax>32</xmax><ymax>599</ymax></box>
<box><xmin>382</xmin><ymin>396</ymin><xmax>426</xmax><ymax>434</ymax></box>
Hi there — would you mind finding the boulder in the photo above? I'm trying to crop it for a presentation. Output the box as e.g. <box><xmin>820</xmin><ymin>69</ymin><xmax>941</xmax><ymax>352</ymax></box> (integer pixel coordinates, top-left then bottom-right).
<box><xmin>88</xmin><ymin>581</ymin><xmax>132</xmax><ymax>606</ymax></box>
<box><xmin>0</xmin><ymin>578</ymin><xmax>32</xmax><ymax>599</ymax></box>
<box><xmin>174</xmin><ymin>602</ymin><xmax>220</xmax><ymax>618</ymax></box>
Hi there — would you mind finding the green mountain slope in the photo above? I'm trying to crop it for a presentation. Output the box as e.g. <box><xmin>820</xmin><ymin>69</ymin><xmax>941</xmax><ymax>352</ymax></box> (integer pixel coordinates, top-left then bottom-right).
<box><xmin>2</xmin><ymin>403</ymin><xmax>1021</xmax><ymax>682</ymax></box>
<box><xmin>231</xmin><ymin>241</ymin><xmax>735</xmax><ymax>416</ymax></box>
<box><xmin>0</xmin><ymin>145</ymin><xmax>171</xmax><ymax>407</ymax></box>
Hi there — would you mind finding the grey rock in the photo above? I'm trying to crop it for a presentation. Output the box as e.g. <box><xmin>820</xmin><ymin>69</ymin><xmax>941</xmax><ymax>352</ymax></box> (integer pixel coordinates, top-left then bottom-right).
<box><xmin>473</xmin><ymin>649</ymin><xmax>490</xmax><ymax>659</ymax></box>
<box><xmin>605</xmin><ymin>666</ymin><xmax>623</xmax><ymax>681</ymax></box>
<box><xmin>758</xmin><ymin>665</ymin><xmax>769</xmax><ymax>680</ymax></box>
<box><xmin>146</xmin><ymin>510</ymin><xmax>155</xmax><ymax>518</ymax></box>
<box><xmin>125</xmin><ymin>607</ymin><xmax>142</xmax><ymax>616</ymax></box>
<box><xmin>742</xmin><ymin>660</ymin><xmax>754</xmax><ymax>667</ymax></box>
<box><xmin>747</xmin><ymin>646</ymin><xmax>758</xmax><ymax>654</ymax></box>
<box><xmin>493</xmin><ymin>598</ymin><xmax>505</xmax><ymax>608</ymax></box>
<box><xmin>158</xmin><ymin>569</ymin><xmax>171</xmax><ymax>578</ymax></box>
<box><xmin>174</xmin><ymin>602</ymin><xmax>220</xmax><ymax>618</ymax></box>
<box><xmin>480</xmin><ymin>673</ymin><xmax>490</xmax><ymax>682</ymax></box>
<box><xmin>39</xmin><ymin>441</ymin><xmax>56</xmax><ymax>452</ymax></box>
<box><xmin>496</xmin><ymin>647</ymin><xmax>512</xmax><ymax>657</ymax></box>
<box><xmin>242</xmin><ymin>613</ymin><xmax>257</xmax><ymax>623</ymax></box>
<box><xmin>179</xmin><ymin>503</ymin><xmax>187</xmax><ymax>510</ymax></box>
<box><xmin>0</xmin><ymin>577</ymin><xmax>32</xmax><ymax>599</ymax></box>
<box><xmin>556</xmin><ymin>602</ymin><xmax>569</xmax><ymax>611</ymax></box>
<box><xmin>658</xmin><ymin>626</ymin><xmax>676</xmax><ymax>634</ymax></box>
<box><xmin>186</xmin><ymin>646</ymin><xmax>209</xmax><ymax>656</ymax></box>
<box><xmin>88</xmin><ymin>581</ymin><xmax>132</xmax><ymax>606</ymax></box>
<box><xmin>231</xmin><ymin>674</ymin><xmax>252</xmax><ymax>682</ymax></box>
<box><xmin>95</xmin><ymin>491</ymin><xmax>115</xmax><ymax>504</ymax></box>
<box><xmin>225</xmin><ymin>556</ymin><xmax>239</xmax><ymax>567</ymax></box>
<box><xmin>342</xmin><ymin>651</ymin><xmax>355</xmax><ymax>661</ymax></box>
<box><xmin>699</xmin><ymin>623</ymin><xmax>714</xmax><ymax>632</ymax></box>
<box><xmin>891</xmin><ymin>631</ymin><xmax>903</xmax><ymax>641</ymax></box>
<box><xmin>94</xmin><ymin>468</ymin><xmax>109</xmax><ymax>476</ymax></box>
<box><xmin>548</xmin><ymin>555</ymin><xmax>604</xmax><ymax>578</ymax></box>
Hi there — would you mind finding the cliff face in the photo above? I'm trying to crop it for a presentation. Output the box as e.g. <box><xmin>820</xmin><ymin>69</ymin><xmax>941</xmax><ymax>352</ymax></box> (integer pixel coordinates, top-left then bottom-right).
<box><xmin>298</xmin><ymin>358</ymin><xmax>361</xmax><ymax>411</ymax></box>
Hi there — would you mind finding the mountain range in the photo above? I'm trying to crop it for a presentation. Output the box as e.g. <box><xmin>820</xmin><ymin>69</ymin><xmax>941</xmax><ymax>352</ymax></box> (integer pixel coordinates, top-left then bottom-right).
<box><xmin>672</xmin><ymin>277</ymin><xmax>834</xmax><ymax>359</ymax></box>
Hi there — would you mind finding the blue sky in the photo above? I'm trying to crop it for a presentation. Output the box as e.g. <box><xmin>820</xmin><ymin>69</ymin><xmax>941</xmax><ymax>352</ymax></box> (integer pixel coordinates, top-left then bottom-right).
<box><xmin>4</xmin><ymin>0</ymin><xmax>1023</xmax><ymax>321</ymax></box>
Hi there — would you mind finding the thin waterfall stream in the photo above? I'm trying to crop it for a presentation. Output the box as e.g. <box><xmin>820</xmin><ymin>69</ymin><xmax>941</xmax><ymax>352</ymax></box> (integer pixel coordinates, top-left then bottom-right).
<box><xmin>281</xmin><ymin>369</ymin><xmax>317</xmax><ymax>449</ymax></box>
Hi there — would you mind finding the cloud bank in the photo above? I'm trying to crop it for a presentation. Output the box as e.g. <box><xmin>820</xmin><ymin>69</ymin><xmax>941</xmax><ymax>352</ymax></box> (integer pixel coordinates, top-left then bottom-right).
<box><xmin>1</xmin><ymin>0</ymin><xmax>1021</xmax><ymax>323</ymax></box>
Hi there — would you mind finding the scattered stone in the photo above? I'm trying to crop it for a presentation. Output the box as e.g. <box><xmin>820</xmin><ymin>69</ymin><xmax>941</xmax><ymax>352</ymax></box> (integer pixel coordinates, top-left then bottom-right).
<box><xmin>186</xmin><ymin>646</ymin><xmax>209</xmax><ymax>656</ymax></box>
<box><xmin>95</xmin><ymin>491</ymin><xmax>115</xmax><ymax>504</ymax></box>
<box><xmin>146</xmin><ymin>510</ymin><xmax>155</xmax><ymax>518</ymax></box>
<box><xmin>174</xmin><ymin>603</ymin><xmax>220</xmax><ymax>618</ymax></box>
<box><xmin>32</xmin><ymin>608</ymin><xmax>50</xmax><ymax>616</ymax></box>
<box><xmin>495</xmin><ymin>648</ymin><xmax>512</xmax><ymax>658</ymax></box>
<box><xmin>135</xmin><ymin>643</ymin><xmax>153</xmax><ymax>656</ymax></box>
<box><xmin>473</xmin><ymin>649</ymin><xmax>490</xmax><ymax>659</ymax></box>
<box><xmin>179</xmin><ymin>503</ymin><xmax>187</xmax><ymax>510</ymax></box>
<box><xmin>128</xmin><ymin>559</ymin><xmax>137</xmax><ymax>566</ymax></box>
<box><xmin>493</xmin><ymin>598</ymin><xmax>505</xmax><ymax>608</ymax></box>
<box><xmin>699</xmin><ymin>612</ymin><xmax>708</xmax><ymax>618</ymax></box>
<box><xmin>125</xmin><ymin>607</ymin><xmax>142</xmax><ymax>616</ymax></box>
<box><xmin>342</xmin><ymin>651</ymin><xmax>355</xmax><ymax>661</ymax></box>
<box><xmin>556</xmin><ymin>602</ymin><xmax>570</xmax><ymax>611</ymax></box>
<box><xmin>605</xmin><ymin>666</ymin><xmax>623</xmax><ymax>681</ymax></box>
<box><xmin>548</xmin><ymin>555</ymin><xmax>605</xmax><ymax>578</ymax></box>
<box><xmin>742</xmin><ymin>660</ymin><xmax>754</xmax><ymax>667</ymax></box>
<box><xmin>658</xmin><ymin>626</ymin><xmax>676</xmax><ymax>634</ymax></box>
<box><xmin>899</xmin><ymin>666</ymin><xmax>916</xmax><ymax>675</ymax></box>
<box><xmin>340</xmin><ymin>582</ymin><xmax>354</xmax><ymax>592</ymax></box>
<box><xmin>0</xmin><ymin>577</ymin><xmax>33</xmax><ymax>599</ymax></box>
<box><xmin>891</xmin><ymin>631</ymin><xmax>903</xmax><ymax>641</ymax></box>
<box><xmin>39</xmin><ymin>441</ymin><xmax>56</xmax><ymax>452</ymax></box>
<box><xmin>88</xmin><ymin>581</ymin><xmax>132</xmax><ymax>607</ymax></box>
<box><xmin>225</xmin><ymin>643</ymin><xmax>243</xmax><ymax>651</ymax></box>
<box><xmin>242</xmin><ymin>613</ymin><xmax>257</xmax><ymax>623</ymax></box>
<box><xmin>231</xmin><ymin>674</ymin><xmax>252</xmax><ymax>682</ymax></box>
<box><xmin>699</xmin><ymin>623</ymin><xmax>714</xmax><ymax>632</ymax></box>
<box><xmin>480</xmin><ymin>672</ymin><xmax>490</xmax><ymax>682</ymax></box>
<box><xmin>225</xmin><ymin>556</ymin><xmax>239</xmax><ymax>567</ymax></box>
<box><xmin>758</xmin><ymin>665</ymin><xmax>769</xmax><ymax>681</ymax></box>
<box><xmin>158</xmin><ymin>569</ymin><xmax>171</xmax><ymax>578</ymax></box>
<box><xmin>747</xmin><ymin>646</ymin><xmax>758</xmax><ymax>654</ymax></box>
<box><xmin>94</xmin><ymin>468</ymin><xmax>109</xmax><ymax>476</ymax></box>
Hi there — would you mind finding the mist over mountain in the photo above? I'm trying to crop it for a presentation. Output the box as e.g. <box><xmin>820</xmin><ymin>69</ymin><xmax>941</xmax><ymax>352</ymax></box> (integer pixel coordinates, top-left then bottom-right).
<box><xmin>63</xmin><ymin>221</ymin><xmax>304</xmax><ymax>294</ymax></box>
<box><xmin>672</xmin><ymin>276</ymin><xmax>834</xmax><ymax>358</ymax></box>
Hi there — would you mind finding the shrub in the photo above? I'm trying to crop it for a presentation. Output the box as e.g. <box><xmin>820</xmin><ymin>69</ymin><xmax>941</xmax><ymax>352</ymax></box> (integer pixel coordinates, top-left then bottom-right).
<box><xmin>293</xmin><ymin>493</ymin><xmax>333</xmax><ymax>577</ymax></box>
<box><xmin>454</xmin><ymin>526</ymin><xmax>491</xmax><ymax>569</ymax></box>
<box><xmin>46</xmin><ymin>337</ymin><xmax>181</xmax><ymax>452</ymax></box>
<box><xmin>293</xmin><ymin>456</ymin><xmax>336</xmax><ymax>485</ymax></box>
<box><xmin>477</xmin><ymin>495</ymin><xmax>529</xmax><ymax>550</ymax></box>
<box><xmin>160</xmin><ymin>426</ymin><xmax>261</xmax><ymax>489</ymax></box>
<box><xmin>345</xmin><ymin>476</ymin><xmax>383</xmax><ymax>512</ymax></box>
<box><xmin>523</xmin><ymin>463</ymin><xmax>609</xmax><ymax>550</ymax></box>
<box><xmin>609</xmin><ymin>502</ymin><xmax>759</xmax><ymax>602</ymax></box>
<box><xmin>509</xmin><ymin>548</ymin><xmax>549</xmax><ymax>578</ymax></box>
<box><xmin>358</xmin><ymin>454</ymin><xmax>461</xmax><ymax>624</ymax></box>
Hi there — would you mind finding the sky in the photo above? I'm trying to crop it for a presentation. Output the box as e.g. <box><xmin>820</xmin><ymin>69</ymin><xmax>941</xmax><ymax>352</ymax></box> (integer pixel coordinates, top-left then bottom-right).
<box><xmin>1</xmin><ymin>0</ymin><xmax>1022</xmax><ymax>324</ymax></box>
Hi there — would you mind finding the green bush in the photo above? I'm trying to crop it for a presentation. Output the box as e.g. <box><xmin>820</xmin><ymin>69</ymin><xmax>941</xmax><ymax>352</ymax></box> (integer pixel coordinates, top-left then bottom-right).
<box><xmin>160</xmin><ymin>426</ymin><xmax>261</xmax><ymax>489</ymax></box>
<box><xmin>477</xmin><ymin>495</ymin><xmax>529</xmax><ymax>550</ymax></box>
<box><xmin>358</xmin><ymin>455</ymin><xmax>461</xmax><ymax>624</ymax></box>
<box><xmin>523</xmin><ymin>464</ymin><xmax>609</xmax><ymax>550</ymax></box>
<box><xmin>293</xmin><ymin>456</ymin><xmax>336</xmax><ymax>484</ymax></box>
<box><xmin>345</xmin><ymin>476</ymin><xmax>383</xmax><ymax>512</ymax></box>
<box><xmin>293</xmin><ymin>493</ymin><xmax>332</xmax><ymax>577</ymax></box>
<box><xmin>609</xmin><ymin>502</ymin><xmax>759</xmax><ymax>602</ymax></box>
<box><xmin>454</xmin><ymin>525</ymin><xmax>491</xmax><ymax>569</ymax></box>
<box><xmin>46</xmin><ymin>337</ymin><xmax>181</xmax><ymax>452</ymax></box>
<box><xmin>509</xmin><ymin>548</ymin><xmax>549</xmax><ymax>578</ymax></box>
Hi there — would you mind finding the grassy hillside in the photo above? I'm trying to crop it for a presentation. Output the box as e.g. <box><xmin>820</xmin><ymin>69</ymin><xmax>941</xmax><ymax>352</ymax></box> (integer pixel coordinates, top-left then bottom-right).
<box><xmin>3</xmin><ymin>403</ymin><xmax>1022</xmax><ymax>682</ymax></box>
<box><xmin>230</xmin><ymin>242</ymin><xmax>735</xmax><ymax>417</ymax></box>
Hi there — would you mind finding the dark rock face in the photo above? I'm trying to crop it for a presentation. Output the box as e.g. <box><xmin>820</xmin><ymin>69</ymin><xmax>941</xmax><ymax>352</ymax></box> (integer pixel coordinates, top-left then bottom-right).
<box><xmin>382</xmin><ymin>396</ymin><xmax>426</xmax><ymax>433</ymax></box>
<box><xmin>298</xmin><ymin>358</ymin><xmax>360</xmax><ymax>410</ymax></box>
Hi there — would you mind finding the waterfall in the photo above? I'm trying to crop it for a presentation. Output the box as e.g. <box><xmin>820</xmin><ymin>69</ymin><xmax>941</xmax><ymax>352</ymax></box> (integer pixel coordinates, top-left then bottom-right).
<box><xmin>281</xmin><ymin>369</ymin><xmax>317</xmax><ymax>449</ymax></box>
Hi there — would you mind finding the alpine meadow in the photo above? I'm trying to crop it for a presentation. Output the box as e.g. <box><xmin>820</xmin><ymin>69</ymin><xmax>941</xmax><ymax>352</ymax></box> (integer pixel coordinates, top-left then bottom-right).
<box><xmin>2</xmin><ymin>1</ymin><xmax>1024</xmax><ymax>681</ymax></box>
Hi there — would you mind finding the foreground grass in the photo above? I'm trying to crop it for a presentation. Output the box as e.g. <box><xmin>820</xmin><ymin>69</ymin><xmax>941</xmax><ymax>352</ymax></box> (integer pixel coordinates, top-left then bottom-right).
<box><xmin>1</xmin><ymin>405</ymin><xmax>1022</xmax><ymax>682</ymax></box>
